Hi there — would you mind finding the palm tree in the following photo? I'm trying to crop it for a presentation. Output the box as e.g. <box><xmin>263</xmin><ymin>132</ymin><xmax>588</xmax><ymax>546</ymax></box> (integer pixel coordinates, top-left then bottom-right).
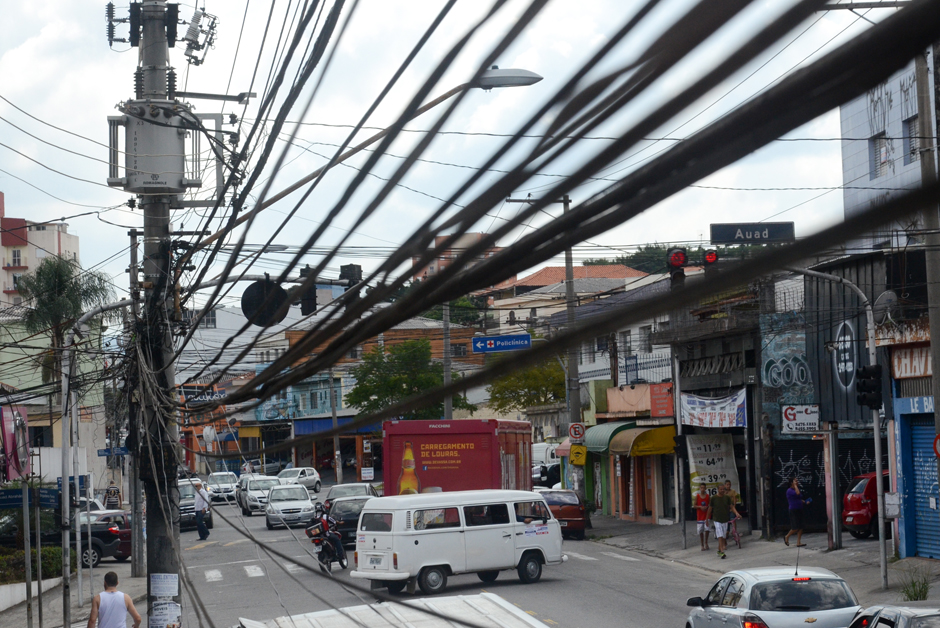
<box><xmin>16</xmin><ymin>256</ymin><xmax>116</xmax><ymax>384</ymax></box>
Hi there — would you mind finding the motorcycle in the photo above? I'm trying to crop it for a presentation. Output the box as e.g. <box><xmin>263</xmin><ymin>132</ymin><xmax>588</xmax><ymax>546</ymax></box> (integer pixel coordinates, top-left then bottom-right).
<box><xmin>304</xmin><ymin>504</ymin><xmax>348</xmax><ymax>573</ymax></box>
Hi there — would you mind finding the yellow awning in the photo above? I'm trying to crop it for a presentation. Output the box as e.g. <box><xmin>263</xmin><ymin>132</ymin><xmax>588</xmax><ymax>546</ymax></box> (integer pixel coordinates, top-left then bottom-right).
<box><xmin>240</xmin><ymin>426</ymin><xmax>261</xmax><ymax>438</ymax></box>
<box><xmin>608</xmin><ymin>426</ymin><xmax>676</xmax><ymax>456</ymax></box>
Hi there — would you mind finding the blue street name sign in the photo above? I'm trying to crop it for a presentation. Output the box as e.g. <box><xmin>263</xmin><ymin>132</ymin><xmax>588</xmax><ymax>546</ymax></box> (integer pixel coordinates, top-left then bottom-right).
<box><xmin>57</xmin><ymin>476</ymin><xmax>86</xmax><ymax>491</ymax></box>
<box><xmin>39</xmin><ymin>488</ymin><xmax>60</xmax><ymax>509</ymax></box>
<box><xmin>471</xmin><ymin>333</ymin><xmax>532</xmax><ymax>354</ymax></box>
<box><xmin>98</xmin><ymin>448</ymin><xmax>111</xmax><ymax>457</ymax></box>
<box><xmin>0</xmin><ymin>489</ymin><xmax>23</xmax><ymax>509</ymax></box>
<box><xmin>113</xmin><ymin>446</ymin><xmax>129</xmax><ymax>456</ymax></box>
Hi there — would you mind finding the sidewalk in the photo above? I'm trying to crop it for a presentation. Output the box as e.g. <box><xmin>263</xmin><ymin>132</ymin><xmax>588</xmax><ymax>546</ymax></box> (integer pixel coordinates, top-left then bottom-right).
<box><xmin>0</xmin><ymin>560</ymin><xmax>147</xmax><ymax>628</ymax></box>
<box><xmin>587</xmin><ymin>515</ymin><xmax>940</xmax><ymax>606</ymax></box>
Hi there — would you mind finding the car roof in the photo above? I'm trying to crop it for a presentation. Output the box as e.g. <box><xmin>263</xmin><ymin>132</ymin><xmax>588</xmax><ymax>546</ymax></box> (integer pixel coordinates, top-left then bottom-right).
<box><xmin>331</xmin><ymin>496</ymin><xmax>373</xmax><ymax>504</ymax></box>
<box><xmin>722</xmin><ymin>567</ymin><xmax>841</xmax><ymax>582</ymax></box>
<box><xmin>269</xmin><ymin>484</ymin><xmax>311</xmax><ymax>493</ymax></box>
<box><xmin>852</xmin><ymin>471</ymin><xmax>888</xmax><ymax>480</ymax></box>
<box><xmin>362</xmin><ymin>489</ymin><xmax>546</xmax><ymax>509</ymax></box>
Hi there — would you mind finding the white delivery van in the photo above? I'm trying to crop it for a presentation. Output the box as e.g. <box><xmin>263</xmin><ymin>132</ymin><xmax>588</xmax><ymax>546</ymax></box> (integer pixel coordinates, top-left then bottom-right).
<box><xmin>532</xmin><ymin>443</ymin><xmax>558</xmax><ymax>466</ymax></box>
<box><xmin>351</xmin><ymin>489</ymin><xmax>567</xmax><ymax>595</ymax></box>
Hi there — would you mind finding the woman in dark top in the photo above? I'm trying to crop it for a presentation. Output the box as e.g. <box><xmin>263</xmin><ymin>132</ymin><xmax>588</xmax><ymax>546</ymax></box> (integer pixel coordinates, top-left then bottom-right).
<box><xmin>784</xmin><ymin>477</ymin><xmax>811</xmax><ymax>547</ymax></box>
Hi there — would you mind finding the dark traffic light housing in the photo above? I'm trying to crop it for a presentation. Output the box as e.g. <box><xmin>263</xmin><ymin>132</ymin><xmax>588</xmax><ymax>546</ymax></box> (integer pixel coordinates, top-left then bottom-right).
<box><xmin>299</xmin><ymin>265</ymin><xmax>317</xmax><ymax>316</ymax></box>
<box><xmin>856</xmin><ymin>364</ymin><xmax>883</xmax><ymax>410</ymax></box>
<box><xmin>673</xmin><ymin>434</ymin><xmax>687</xmax><ymax>458</ymax></box>
<box><xmin>667</xmin><ymin>248</ymin><xmax>687</xmax><ymax>289</ymax></box>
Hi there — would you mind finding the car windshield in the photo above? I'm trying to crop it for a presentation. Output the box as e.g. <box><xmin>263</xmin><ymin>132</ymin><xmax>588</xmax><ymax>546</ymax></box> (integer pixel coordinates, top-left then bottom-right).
<box><xmin>332</xmin><ymin>500</ymin><xmax>367</xmax><ymax>519</ymax></box>
<box><xmin>913</xmin><ymin>617</ymin><xmax>940</xmax><ymax>628</ymax></box>
<box><xmin>249</xmin><ymin>479</ymin><xmax>279</xmax><ymax>491</ymax></box>
<box><xmin>849</xmin><ymin>478</ymin><xmax>869</xmax><ymax>494</ymax></box>
<box><xmin>209</xmin><ymin>473</ymin><xmax>236</xmax><ymax>485</ymax></box>
<box><xmin>750</xmin><ymin>580</ymin><xmax>857</xmax><ymax>612</ymax></box>
<box><xmin>278</xmin><ymin>469</ymin><xmax>301</xmax><ymax>478</ymax></box>
<box><xmin>543</xmin><ymin>491</ymin><xmax>580</xmax><ymax>506</ymax></box>
<box><xmin>329</xmin><ymin>485</ymin><xmax>368</xmax><ymax>498</ymax></box>
<box><xmin>179</xmin><ymin>484</ymin><xmax>196</xmax><ymax>499</ymax></box>
<box><xmin>270</xmin><ymin>488</ymin><xmax>308</xmax><ymax>502</ymax></box>
<box><xmin>77</xmin><ymin>513</ymin><xmax>101</xmax><ymax>524</ymax></box>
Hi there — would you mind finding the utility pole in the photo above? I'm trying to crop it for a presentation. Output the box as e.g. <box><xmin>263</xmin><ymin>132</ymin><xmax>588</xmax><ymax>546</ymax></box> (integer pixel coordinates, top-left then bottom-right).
<box><xmin>443</xmin><ymin>303</ymin><xmax>452</xmax><ymax>420</ymax></box>
<box><xmin>506</xmin><ymin>195</ymin><xmax>580</xmax><ymax>427</ymax></box>
<box><xmin>329</xmin><ymin>367</ymin><xmax>342</xmax><ymax>484</ymax></box>
<box><xmin>128</xmin><ymin>229</ymin><xmax>145</xmax><ymax>577</ymax></box>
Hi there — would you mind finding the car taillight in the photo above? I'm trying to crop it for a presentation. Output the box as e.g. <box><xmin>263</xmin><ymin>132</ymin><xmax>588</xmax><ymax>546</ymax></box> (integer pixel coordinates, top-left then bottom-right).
<box><xmin>792</xmin><ymin>577</ymin><xmax>811</xmax><ymax>581</ymax></box>
<box><xmin>579</xmin><ymin>504</ymin><xmax>585</xmax><ymax>513</ymax></box>
<box><xmin>109</xmin><ymin>525</ymin><xmax>120</xmax><ymax>534</ymax></box>
<box><xmin>393</xmin><ymin>553</ymin><xmax>398</xmax><ymax>569</ymax></box>
<box><xmin>742</xmin><ymin>613</ymin><xmax>769</xmax><ymax>628</ymax></box>
<box><xmin>354</xmin><ymin>551</ymin><xmax>358</xmax><ymax>566</ymax></box>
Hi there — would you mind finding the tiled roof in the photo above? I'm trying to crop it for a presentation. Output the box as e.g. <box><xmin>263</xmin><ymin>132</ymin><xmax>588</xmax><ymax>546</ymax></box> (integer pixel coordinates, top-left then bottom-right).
<box><xmin>513</xmin><ymin>265</ymin><xmax>646</xmax><ymax>286</ymax></box>
<box><xmin>528</xmin><ymin>278</ymin><xmax>627</xmax><ymax>295</ymax></box>
<box><xmin>390</xmin><ymin>316</ymin><xmax>468</xmax><ymax>330</ymax></box>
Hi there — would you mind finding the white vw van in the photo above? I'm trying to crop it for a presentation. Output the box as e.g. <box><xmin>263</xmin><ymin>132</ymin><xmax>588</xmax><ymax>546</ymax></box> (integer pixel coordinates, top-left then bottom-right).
<box><xmin>350</xmin><ymin>490</ymin><xmax>567</xmax><ymax>595</ymax></box>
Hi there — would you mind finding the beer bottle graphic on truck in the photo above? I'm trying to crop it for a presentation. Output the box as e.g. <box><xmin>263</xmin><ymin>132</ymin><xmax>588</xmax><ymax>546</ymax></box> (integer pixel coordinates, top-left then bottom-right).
<box><xmin>399</xmin><ymin>441</ymin><xmax>421</xmax><ymax>494</ymax></box>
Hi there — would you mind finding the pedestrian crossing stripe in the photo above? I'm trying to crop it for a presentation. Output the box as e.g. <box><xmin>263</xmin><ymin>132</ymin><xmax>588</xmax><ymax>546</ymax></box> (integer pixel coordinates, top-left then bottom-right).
<box><xmin>564</xmin><ymin>552</ymin><xmax>598</xmax><ymax>561</ymax></box>
<box><xmin>600</xmin><ymin>551</ymin><xmax>640</xmax><ymax>562</ymax></box>
<box><xmin>244</xmin><ymin>564</ymin><xmax>265</xmax><ymax>577</ymax></box>
<box><xmin>204</xmin><ymin>569</ymin><xmax>223</xmax><ymax>582</ymax></box>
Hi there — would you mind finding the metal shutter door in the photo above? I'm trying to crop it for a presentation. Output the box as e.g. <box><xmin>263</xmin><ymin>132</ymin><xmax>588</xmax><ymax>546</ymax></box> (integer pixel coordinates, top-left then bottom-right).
<box><xmin>911</xmin><ymin>419</ymin><xmax>940</xmax><ymax>558</ymax></box>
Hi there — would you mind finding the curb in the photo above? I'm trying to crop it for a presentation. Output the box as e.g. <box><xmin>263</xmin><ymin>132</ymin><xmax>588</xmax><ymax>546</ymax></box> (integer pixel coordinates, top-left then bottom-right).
<box><xmin>592</xmin><ymin>537</ymin><xmax>725</xmax><ymax>575</ymax></box>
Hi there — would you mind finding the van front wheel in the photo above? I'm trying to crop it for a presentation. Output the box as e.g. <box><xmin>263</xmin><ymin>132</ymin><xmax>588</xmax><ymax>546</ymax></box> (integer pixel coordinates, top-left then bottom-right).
<box><xmin>477</xmin><ymin>571</ymin><xmax>499</xmax><ymax>583</ymax></box>
<box><xmin>517</xmin><ymin>553</ymin><xmax>542</xmax><ymax>584</ymax></box>
<box><xmin>418</xmin><ymin>566</ymin><xmax>448</xmax><ymax>595</ymax></box>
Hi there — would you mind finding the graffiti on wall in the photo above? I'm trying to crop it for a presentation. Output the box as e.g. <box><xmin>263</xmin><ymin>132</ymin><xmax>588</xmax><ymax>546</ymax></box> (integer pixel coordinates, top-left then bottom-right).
<box><xmin>760</xmin><ymin>312</ymin><xmax>815</xmax><ymax>431</ymax></box>
<box><xmin>899</xmin><ymin>72</ymin><xmax>916</xmax><ymax>121</ymax></box>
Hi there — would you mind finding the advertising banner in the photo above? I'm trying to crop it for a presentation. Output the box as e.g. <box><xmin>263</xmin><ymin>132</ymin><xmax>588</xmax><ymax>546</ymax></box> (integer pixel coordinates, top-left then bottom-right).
<box><xmin>650</xmin><ymin>383</ymin><xmax>674</xmax><ymax>418</ymax></box>
<box><xmin>680</xmin><ymin>389</ymin><xmax>747</xmax><ymax>428</ymax></box>
<box><xmin>781</xmin><ymin>404</ymin><xmax>820</xmax><ymax>434</ymax></box>
<box><xmin>686</xmin><ymin>434</ymin><xmax>740</xmax><ymax>497</ymax></box>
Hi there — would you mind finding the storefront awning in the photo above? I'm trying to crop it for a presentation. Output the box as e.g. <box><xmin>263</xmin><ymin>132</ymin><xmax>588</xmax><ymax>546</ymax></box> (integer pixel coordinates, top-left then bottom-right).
<box><xmin>608</xmin><ymin>426</ymin><xmax>677</xmax><ymax>457</ymax></box>
<box><xmin>240</xmin><ymin>426</ymin><xmax>261</xmax><ymax>438</ymax></box>
<box><xmin>584</xmin><ymin>421</ymin><xmax>635</xmax><ymax>454</ymax></box>
<box><xmin>555</xmin><ymin>438</ymin><xmax>571</xmax><ymax>456</ymax></box>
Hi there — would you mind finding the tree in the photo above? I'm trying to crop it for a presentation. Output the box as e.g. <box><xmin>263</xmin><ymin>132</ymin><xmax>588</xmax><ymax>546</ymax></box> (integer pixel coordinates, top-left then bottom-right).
<box><xmin>16</xmin><ymin>256</ymin><xmax>116</xmax><ymax>382</ymax></box>
<box><xmin>344</xmin><ymin>339</ymin><xmax>475</xmax><ymax>421</ymax></box>
<box><xmin>422</xmin><ymin>295</ymin><xmax>482</xmax><ymax>327</ymax></box>
<box><xmin>487</xmin><ymin>355</ymin><xmax>566</xmax><ymax>413</ymax></box>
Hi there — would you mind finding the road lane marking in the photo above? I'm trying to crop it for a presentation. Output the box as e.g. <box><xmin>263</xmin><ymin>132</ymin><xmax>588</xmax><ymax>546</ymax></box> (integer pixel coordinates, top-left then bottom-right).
<box><xmin>204</xmin><ymin>569</ymin><xmax>222</xmax><ymax>582</ymax></box>
<box><xmin>223</xmin><ymin>539</ymin><xmax>249</xmax><ymax>547</ymax></box>
<box><xmin>544</xmin><ymin>620</ymin><xmax>558</xmax><ymax>625</ymax></box>
<box><xmin>565</xmin><ymin>552</ymin><xmax>598</xmax><ymax>561</ymax></box>
<box><xmin>244</xmin><ymin>565</ymin><xmax>265</xmax><ymax>578</ymax></box>
<box><xmin>601</xmin><ymin>551</ymin><xmax>640</xmax><ymax>562</ymax></box>
<box><xmin>185</xmin><ymin>541</ymin><xmax>218</xmax><ymax>550</ymax></box>
<box><xmin>285</xmin><ymin>563</ymin><xmax>305</xmax><ymax>573</ymax></box>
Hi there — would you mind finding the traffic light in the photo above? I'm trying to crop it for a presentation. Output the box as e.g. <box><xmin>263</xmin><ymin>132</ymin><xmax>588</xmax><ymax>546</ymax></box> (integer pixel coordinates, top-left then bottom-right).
<box><xmin>856</xmin><ymin>364</ymin><xmax>883</xmax><ymax>410</ymax></box>
<box><xmin>340</xmin><ymin>264</ymin><xmax>363</xmax><ymax>306</ymax></box>
<box><xmin>703</xmin><ymin>249</ymin><xmax>719</xmax><ymax>276</ymax></box>
<box><xmin>673</xmin><ymin>434</ymin><xmax>687</xmax><ymax>458</ymax></box>
<box><xmin>299</xmin><ymin>265</ymin><xmax>317</xmax><ymax>316</ymax></box>
<box><xmin>666</xmin><ymin>248</ymin><xmax>687</xmax><ymax>289</ymax></box>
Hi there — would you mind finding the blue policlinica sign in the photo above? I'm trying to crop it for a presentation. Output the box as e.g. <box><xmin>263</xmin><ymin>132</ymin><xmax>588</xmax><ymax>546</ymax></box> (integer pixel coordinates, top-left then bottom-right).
<box><xmin>472</xmin><ymin>334</ymin><xmax>532</xmax><ymax>353</ymax></box>
<box><xmin>710</xmin><ymin>222</ymin><xmax>795</xmax><ymax>244</ymax></box>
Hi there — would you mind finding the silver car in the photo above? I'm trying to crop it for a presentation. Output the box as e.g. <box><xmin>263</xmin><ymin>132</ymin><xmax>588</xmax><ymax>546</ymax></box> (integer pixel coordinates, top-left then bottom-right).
<box><xmin>277</xmin><ymin>467</ymin><xmax>322</xmax><ymax>493</ymax></box>
<box><xmin>686</xmin><ymin>567</ymin><xmax>860</xmax><ymax>628</ymax></box>
<box><xmin>207</xmin><ymin>471</ymin><xmax>238</xmax><ymax>502</ymax></box>
<box><xmin>265</xmin><ymin>485</ymin><xmax>317</xmax><ymax>529</ymax></box>
<box><xmin>238</xmin><ymin>477</ymin><xmax>280</xmax><ymax>516</ymax></box>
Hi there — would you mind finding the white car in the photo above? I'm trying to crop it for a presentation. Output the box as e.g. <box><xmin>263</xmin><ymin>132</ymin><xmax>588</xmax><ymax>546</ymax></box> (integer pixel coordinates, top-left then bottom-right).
<box><xmin>265</xmin><ymin>485</ymin><xmax>317</xmax><ymax>530</ymax></box>
<box><xmin>277</xmin><ymin>467</ymin><xmax>322</xmax><ymax>493</ymax></box>
<box><xmin>238</xmin><ymin>477</ymin><xmax>280</xmax><ymax>516</ymax></box>
<box><xmin>686</xmin><ymin>567</ymin><xmax>861</xmax><ymax>628</ymax></box>
<box><xmin>207</xmin><ymin>471</ymin><xmax>238</xmax><ymax>502</ymax></box>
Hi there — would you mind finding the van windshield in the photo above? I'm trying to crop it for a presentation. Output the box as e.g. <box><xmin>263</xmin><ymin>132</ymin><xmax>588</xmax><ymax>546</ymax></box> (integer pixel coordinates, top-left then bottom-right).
<box><xmin>360</xmin><ymin>512</ymin><xmax>392</xmax><ymax>532</ymax></box>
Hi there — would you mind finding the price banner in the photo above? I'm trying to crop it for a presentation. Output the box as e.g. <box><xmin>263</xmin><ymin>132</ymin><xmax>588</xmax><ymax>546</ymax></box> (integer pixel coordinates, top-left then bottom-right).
<box><xmin>686</xmin><ymin>434</ymin><xmax>740</xmax><ymax>499</ymax></box>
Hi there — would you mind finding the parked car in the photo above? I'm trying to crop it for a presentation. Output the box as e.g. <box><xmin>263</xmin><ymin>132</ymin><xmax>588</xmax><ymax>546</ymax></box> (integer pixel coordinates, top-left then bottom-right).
<box><xmin>328</xmin><ymin>496</ymin><xmax>373</xmax><ymax>547</ymax></box>
<box><xmin>207</xmin><ymin>471</ymin><xmax>238</xmax><ymax>502</ymax></box>
<box><xmin>850</xmin><ymin>603</ymin><xmax>940</xmax><ymax>627</ymax></box>
<box><xmin>236</xmin><ymin>473</ymin><xmax>266</xmax><ymax>504</ymax></box>
<box><xmin>322</xmin><ymin>483</ymin><xmax>379</xmax><ymax>511</ymax></box>
<box><xmin>77</xmin><ymin>497</ymin><xmax>107</xmax><ymax>512</ymax></box>
<box><xmin>532</xmin><ymin>464</ymin><xmax>560</xmax><ymax>489</ymax></box>
<box><xmin>540</xmin><ymin>489</ymin><xmax>589</xmax><ymax>539</ymax></box>
<box><xmin>686</xmin><ymin>567</ymin><xmax>860</xmax><ymax>628</ymax></box>
<box><xmin>277</xmin><ymin>467</ymin><xmax>322</xmax><ymax>493</ymax></box>
<box><xmin>317</xmin><ymin>453</ymin><xmax>335</xmax><ymax>470</ymax></box>
<box><xmin>238</xmin><ymin>477</ymin><xmax>281</xmax><ymax>516</ymax></box>
<box><xmin>843</xmin><ymin>470</ymin><xmax>891</xmax><ymax>539</ymax></box>
<box><xmin>0</xmin><ymin>510</ymin><xmax>120</xmax><ymax>568</ymax></box>
<box><xmin>79</xmin><ymin>510</ymin><xmax>132</xmax><ymax>562</ymax></box>
<box><xmin>265</xmin><ymin>485</ymin><xmax>317</xmax><ymax>530</ymax></box>
<box><xmin>179</xmin><ymin>479</ymin><xmax>214</xmax><ymax>532</ymax></box>
<box><xmin>241</xmin><ymin>459</ymin><xmax>283</xmax><ymax>475</ymax></box>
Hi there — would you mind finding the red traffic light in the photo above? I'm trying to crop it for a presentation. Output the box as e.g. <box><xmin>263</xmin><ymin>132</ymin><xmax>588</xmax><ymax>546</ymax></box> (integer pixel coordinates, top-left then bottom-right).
<box><xmin>667</xmin><ymin>248</ymin><xmax>688</xmax><ymax>268</ymax></box>
<box><xmin>704</xmin><ymin>250</ymin><xmax>718</xmax><ymax>265</ymax></box>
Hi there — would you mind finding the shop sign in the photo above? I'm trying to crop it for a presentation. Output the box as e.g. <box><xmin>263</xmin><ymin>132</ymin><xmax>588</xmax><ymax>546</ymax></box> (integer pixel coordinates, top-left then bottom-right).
<box><xmin>892</xmin><ymin>345</ymin><xmax>932</xmax><ymax>379</ymax></box>
<box><xmin>781</xmin><ymin>405</ymin><xmax>820</xmax><ymax>434</ymax></box>
<box><xmin>650</xmin><ymin>383</ymin><xmax>674</xmax><ymax>418</ymax></box>
<box><xmin>680</xmin><ymin>389</ymin><xmax>746</xmax><ymax>428</ymax></box>
<box><xmin>569</xmin><ymin>445</ymin><xmax>587</xmax><ymax>466</ymax></box>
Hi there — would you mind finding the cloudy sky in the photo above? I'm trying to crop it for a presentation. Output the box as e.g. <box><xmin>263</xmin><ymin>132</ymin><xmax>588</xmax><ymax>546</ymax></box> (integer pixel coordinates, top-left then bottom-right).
<box><xmin>0</xmin><ymin>0</ymin><xmax>893</xmax><ymax>305</ymax></box>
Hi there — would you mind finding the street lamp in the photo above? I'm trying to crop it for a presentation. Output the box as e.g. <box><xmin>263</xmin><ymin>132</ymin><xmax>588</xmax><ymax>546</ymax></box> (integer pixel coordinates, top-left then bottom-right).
<box><xmin>194</xmin><ymin>67</ymin><xmax>543</xmax><ymax>253</ymax></box>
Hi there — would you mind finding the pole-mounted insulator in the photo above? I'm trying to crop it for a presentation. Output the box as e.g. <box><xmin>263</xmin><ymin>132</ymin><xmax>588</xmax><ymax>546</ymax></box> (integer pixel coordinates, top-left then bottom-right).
<box><xmin>167</xmin><ymin>70</ymin><xmax>177</xmax><ymax>101</ymax></box>
<box><xmin>106</xmin><ymin>2</ymin><xmax>116</xmax><ymax>47</ymax></box>
<box><xmin>134</xmin><ymin>69</ymin><xmax>144</xmax><ymax>100</ymax></box>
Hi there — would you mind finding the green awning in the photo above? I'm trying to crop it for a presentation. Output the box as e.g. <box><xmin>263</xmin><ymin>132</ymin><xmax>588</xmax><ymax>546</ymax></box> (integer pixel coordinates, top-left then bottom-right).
<box><xmin>584</xmin><ymin>421</ymin><xmax>636</xmax><ymax>454</ymax></box>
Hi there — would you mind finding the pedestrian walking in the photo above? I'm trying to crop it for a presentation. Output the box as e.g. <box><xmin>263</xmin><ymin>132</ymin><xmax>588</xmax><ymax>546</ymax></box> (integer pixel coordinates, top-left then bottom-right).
<box><xmin>723</xmin><ymin>480</ymin><xmax>740</xmax><ymax>508</ymax></box>
<box><xmin>784</xmin><ymin>476</ymin><xmax>811</xmax><ymax>547</ymax></box>
<box><xmin>695</xmin><ymin>482</ymin><xmax>711</xmax><ymax>551</ymax></box>
<box><xmin>193</xmin><ymin>479</ymin><xmax>211</xmax><ymax>541</ymax></box>
<box><xmin>86</xmin><ymin>571</ymin><xmax>142</xmax><ymax>628</ymax></box>
<box><xmin>706</xmin><ymin>485</ymin><xmax>741</xmax><ymax>559</ymax></box>
<box><xmin>104</xmin><ymin>480</ymin><xmax>122</xmax><ymax>510</ymax></box>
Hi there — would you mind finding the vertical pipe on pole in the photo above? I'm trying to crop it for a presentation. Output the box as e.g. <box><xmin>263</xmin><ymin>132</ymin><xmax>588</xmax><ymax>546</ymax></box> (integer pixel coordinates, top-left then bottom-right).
<box><xmin>71</xmin><ymin>391</ymin><xmax>81</xmax><ymax>607</ymax></box>
<box><xmin>60</xmin><ymin>344</ymin><xmax>71</xmax><ymax>628</ymax></box>
<box><xmin>674</xmin><ymin>350</ymin><xmax>687</xmax><ymax>549</ymax></box>
<box><xmin>86</xmin><ymin>473</ymin><xmax>92</xmax><ymax>603</ymax></box>
<box><xmin>23</xmin><ymin>479</ymin><xmax>32</xmax><ymax>628</ymax></box>
<box><xmin>34</xmin><ymin>484</ymin><xmax>42</xmax><ymax>628</ymax></box>
<box><xmin>128</xmin><ymin>231</ymin><xmax>144</xmax><ymax>577</ymax></box>
<box><xmin>563</xmin><ymin>196</ymin><xmax>581</xmax><ymax>431</ymax></box>
<box><xmin>443</xmin><ymin>303</ymin><xmax>452</xmax><ymax>421</ymax></box>
<box><xmin>329</xmin><ymin>367</ymin><xmax>342</xmax><ymax>484</ymax></box>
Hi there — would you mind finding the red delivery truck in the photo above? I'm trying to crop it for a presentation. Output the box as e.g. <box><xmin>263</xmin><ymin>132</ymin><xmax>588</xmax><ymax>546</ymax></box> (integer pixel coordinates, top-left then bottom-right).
<box><xmin>383</xmin><ymin>419</ymin><xmax>532</xmax><ymax>494</ymax></box>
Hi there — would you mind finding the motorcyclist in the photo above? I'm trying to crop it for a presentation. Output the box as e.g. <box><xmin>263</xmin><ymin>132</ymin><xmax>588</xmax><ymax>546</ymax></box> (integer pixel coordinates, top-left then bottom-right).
<box><xmin>315</xmin><ymin>503</ymin><xmax>346</xmax><ymax>565</ymax></box>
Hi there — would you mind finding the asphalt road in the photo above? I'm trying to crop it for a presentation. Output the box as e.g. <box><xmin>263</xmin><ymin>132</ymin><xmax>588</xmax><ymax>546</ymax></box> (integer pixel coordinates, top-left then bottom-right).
<box><xmin>179</xmin><ymin>495</ymin><xmax>718</xmax><ymax>628</ymax></box>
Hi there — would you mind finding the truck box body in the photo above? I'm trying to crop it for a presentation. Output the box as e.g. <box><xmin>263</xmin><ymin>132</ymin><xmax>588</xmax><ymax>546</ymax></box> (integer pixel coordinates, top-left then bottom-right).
<box><xmin>383</xmin><ymin>419</ymin><xmax>532</xmax><ymax>494</ymax></box>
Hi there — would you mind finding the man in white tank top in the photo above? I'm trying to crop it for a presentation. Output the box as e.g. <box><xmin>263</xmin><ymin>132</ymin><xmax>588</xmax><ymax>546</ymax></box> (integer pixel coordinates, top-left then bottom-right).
<box><xmin>87</xmin><ymin>571</ymin><xmax>141</xmax><ymax>628</ymax></box>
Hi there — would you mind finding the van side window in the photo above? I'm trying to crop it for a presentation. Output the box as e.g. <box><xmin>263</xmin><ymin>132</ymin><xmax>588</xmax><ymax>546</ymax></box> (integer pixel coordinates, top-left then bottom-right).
<box><xmin>360</xmin><ymin>513</ymin><xmax>393</xmax><ymax>532</ymax></box>
<box><xmin>413</xmin><ymin>508</ymin><xmax>460</xmax><ymax>530</ymax></box>
<box><xmin>463</xmin><ymin>504</ymin><xmax>511</xmax><ymax>526</ymax></box>
<box><xmin>514</xmin><ymin>501</ymin><xmax>550</xmax><ymax>522</ymax></box>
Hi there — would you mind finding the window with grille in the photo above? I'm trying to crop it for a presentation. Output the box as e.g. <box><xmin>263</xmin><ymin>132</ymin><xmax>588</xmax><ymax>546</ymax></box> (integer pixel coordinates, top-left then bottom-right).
<box><xmin>11</xmin><ymin>250</ymin><xmax>21</xmax><ymax>266</ymax></box>
<box><xmin>639</xmin><ymin>325</ymin><xmax>653</xmax><ymax>352</ymax></box>
<box><xmin>451</xmin><ymin>343</ymin><xmax>467</xmax><ymax>357</ymax></box>
<box><xmin>869</xmin><ymin>132</ymin><xmax>888</xmax><ymax>179</ymax></box>
<box><xmin>620</xmin><ymin>330</ymin><xmax>632</xmax><ymax>356</ymax></box>
<box><xmin>903</xmin><ymin>116</ymin><xmax>920</xmax><ymax>166</ymax></box>
<box><xmin>596</xmin><ymin>335</ymin><xmax>608</xmax><ymax>354</ymax></box>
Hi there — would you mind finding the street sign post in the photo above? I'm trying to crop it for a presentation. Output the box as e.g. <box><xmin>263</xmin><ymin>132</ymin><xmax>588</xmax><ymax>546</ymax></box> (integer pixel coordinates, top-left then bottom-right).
<box><xmin>98</xmin><ymin>449</ymin><xmax>111</xmax><ymax>457</ymax></box>
<box><xmin>471</xmin><ymin>334</ymin><xmax>532</xmax><ymax>353</ymax></box>
<box><xmin>710</xmin><ymin>222</ymin><xmax>795</xmax><ymax>244</ymax></box>
<box><xmin>39</xmin><ymin>488</ymin><xmax>60</xmax><ymax>509</ymax></box>
<box><xmin>0</xmin><ymin>489</ymin><xmax>23</xmax><ymax>509</ymax></box>
<box><xmin>113</xmin><ymin>447</ymin><xmax>129</xmax><ymax>456</ymax></box>
<box><xmin>568</xmin><ymin>423</ymin><xmax>585</xmax><ymax>441</ymax></box>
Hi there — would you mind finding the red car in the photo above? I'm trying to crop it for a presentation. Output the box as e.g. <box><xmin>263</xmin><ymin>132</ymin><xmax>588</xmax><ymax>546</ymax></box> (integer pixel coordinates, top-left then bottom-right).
<box><xmin>843</xmin><ymin>471</ymin><xmax>890</xmax><ymax>539</ymax></box>
<box><xmin>541</xmin><ymin>489</ymin><xmax>590</xmax><ymax>540</ymax></box>
<box><xmin>83</xmin><ymin>510</ymin><xmax>133</xmax><ymax>561</ymax></box>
